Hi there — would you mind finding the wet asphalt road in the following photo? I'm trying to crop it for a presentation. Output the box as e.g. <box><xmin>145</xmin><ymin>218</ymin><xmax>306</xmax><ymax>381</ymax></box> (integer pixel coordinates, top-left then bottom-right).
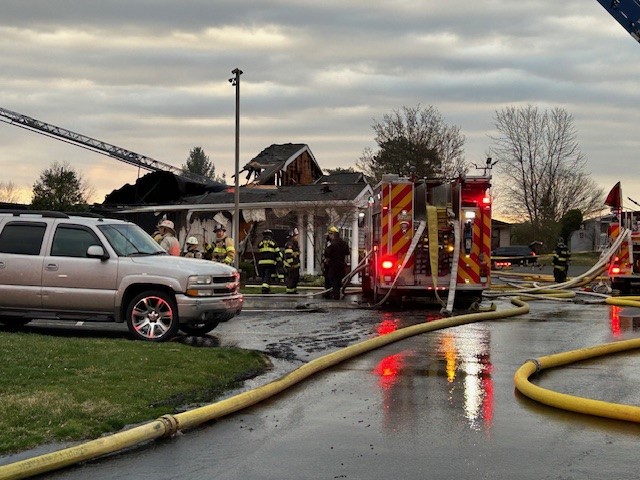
<box><xmin>5</xmin><ymin>271</ymin><xmax>640</xmax><ymax>479</ymax></box>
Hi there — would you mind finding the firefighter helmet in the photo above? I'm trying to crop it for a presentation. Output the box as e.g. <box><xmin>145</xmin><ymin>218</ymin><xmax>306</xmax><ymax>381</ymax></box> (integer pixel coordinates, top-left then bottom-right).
<box><xmin>186</xmin><ymin>236</ymin><xmax>199</xmax><ymax>245</ymax></box>
<box><xmin>263</xmin><ymin>229</ymin><xmax>273</xmax><ymax>236</ymax></box>
<box><xmin>287</xmin><ymin>228</ymin><xmax>299</xmax><ymax>238</ymax></box>
<box><xmin>158</xmin><ymin>219</ymin><xmax>175</xmax><ymax>233</ymax></box>
<box><xmin>214</xmin><ymin>223</ymin><xmax>226</xmax><ymax>232</ymax></box>
<box><xmin>327</xmin><ymin>226</ymin><xmax>339</xmax><ymax>234</ymax></box>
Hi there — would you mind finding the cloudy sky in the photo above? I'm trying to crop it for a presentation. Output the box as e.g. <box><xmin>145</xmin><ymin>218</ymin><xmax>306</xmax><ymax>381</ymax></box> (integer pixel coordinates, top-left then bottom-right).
<box><xmin>1</xmin><ymin>1</ymin><xmax>638</xmax><ymax>215</ymax></box>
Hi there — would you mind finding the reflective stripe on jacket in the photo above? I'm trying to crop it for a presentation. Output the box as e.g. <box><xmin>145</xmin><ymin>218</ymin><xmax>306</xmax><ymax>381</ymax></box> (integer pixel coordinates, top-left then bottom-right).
<box><xmin>258</xmin><ymin>238</ymin><xmax>280</xmax><ymax>265</ymax></box>
<box><xmin>212</xmin><ymin>236</ymin><xmax>235</xmax><ymax>264</ymax></box>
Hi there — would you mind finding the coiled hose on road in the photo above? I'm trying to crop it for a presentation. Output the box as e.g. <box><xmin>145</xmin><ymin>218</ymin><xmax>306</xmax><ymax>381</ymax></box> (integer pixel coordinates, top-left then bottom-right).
<box><xmin>495</xmin><ymin>228</ymin><xmax>640</xmax><ymax>424</ymax></box>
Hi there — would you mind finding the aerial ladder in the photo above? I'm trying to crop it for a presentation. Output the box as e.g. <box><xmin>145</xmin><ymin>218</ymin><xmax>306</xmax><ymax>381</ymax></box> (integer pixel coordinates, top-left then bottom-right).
<box><xmin>596</xmin><ymin>0</ymin><xmax>640</xmax><ymax>41</ymax></box>
<box><xmin>0</xmin><ymin>106</ymin><xmax>215</xmax><ymax>186</ymax></box>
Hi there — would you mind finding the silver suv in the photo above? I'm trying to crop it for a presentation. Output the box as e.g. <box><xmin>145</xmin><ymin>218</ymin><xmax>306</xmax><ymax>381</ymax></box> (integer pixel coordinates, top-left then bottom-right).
<box><xmin>0</xmin><ymin>210</ymin><xmax>243</xmax><ymax>341</ymax></box>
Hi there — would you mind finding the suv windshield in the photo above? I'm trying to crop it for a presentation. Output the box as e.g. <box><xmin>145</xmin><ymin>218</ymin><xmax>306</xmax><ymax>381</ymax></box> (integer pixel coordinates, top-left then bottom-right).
<box><xmin>98</xmin><ymin>223</ymin><xmax>166</xmax><ymax>257</ymax></box>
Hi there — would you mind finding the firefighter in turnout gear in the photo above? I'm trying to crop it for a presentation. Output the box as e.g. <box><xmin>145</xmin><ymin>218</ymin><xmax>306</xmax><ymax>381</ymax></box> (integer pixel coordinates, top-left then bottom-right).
<box><xmin>157</xmin><ymin>219</ymin><xmax>180</xmax><ymax>256</ymax></box>
<box><xmin>552</xmin><ymin>237</ymin><xmax>570</xmax><ymax>283</ymax></box>
<box><xmin>210</xmin><ymin>224</ymin><xmax>235</xmax><ymax>265</ymax></box>
<box><xmin>258</xmin><ymin>229</ymin><xmax>280</xmax><ymax>294</ymax></box>
<box><xmin>283</xmin><ymin>228</ymin><xmax>301</xmax><ymax>294</ymax></box>
<box><xmin>183</xmin><ymin>236</ymin><xmax>203</xmax><ymax>259</ymax></box>
<box><xmin>323</xmin><ymin>226</ymin><xmax>350</xmax><ymax>300</ymax></box>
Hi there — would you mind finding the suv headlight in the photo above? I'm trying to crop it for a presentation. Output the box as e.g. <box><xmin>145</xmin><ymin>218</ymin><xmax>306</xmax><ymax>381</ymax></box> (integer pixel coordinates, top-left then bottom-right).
<box><xmin>188</xmin><ymin>275</ymin><xmax>213</xmax><ymax>285</ymax></box>
<box><xmin>187</xmin><ymin>275</ymin><xmax>214</xmax><ymax>296</ymax></box>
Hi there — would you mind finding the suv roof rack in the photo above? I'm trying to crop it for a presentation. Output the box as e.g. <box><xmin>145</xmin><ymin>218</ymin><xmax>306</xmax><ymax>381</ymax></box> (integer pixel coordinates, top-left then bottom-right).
<box><xmin>0</xmin><ymin>209</ymin><xmax>70</xmax><ymax>218</ymax></box>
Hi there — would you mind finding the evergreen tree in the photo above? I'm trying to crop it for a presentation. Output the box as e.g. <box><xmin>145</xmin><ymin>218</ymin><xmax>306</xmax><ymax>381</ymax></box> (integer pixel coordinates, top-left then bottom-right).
<box><xmin>182</xmin><ymin>147</ymin><xmax>216</xmax><ymax>180</ymax></box>
<box><xmin>31</xmin><ymin>161</ymin><xmax>91</xmax><ymax>211</ymax></box>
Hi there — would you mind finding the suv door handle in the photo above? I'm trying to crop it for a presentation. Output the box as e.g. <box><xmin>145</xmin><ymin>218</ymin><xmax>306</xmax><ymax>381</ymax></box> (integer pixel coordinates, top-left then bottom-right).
<box><xmin>0</xmin><ymin>261</ymin><xmax>5</xmax><ymax>269</ymax></box>
<box><xmin>45</xmin><ymin>263</ymin><xmax>59</xmax><ymax>271</ymax></box>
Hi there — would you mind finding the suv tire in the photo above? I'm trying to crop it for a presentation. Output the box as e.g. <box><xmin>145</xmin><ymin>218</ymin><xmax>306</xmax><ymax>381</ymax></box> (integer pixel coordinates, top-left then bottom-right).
<box><xmin>126</xmin><ymin>291</ymin><xmax>180</xmax><ymax>342</ymax></box>
<box><xmin>0</xmin><ymin>317</ymin><xmax>31</xmax><ymax>328</ymax></box>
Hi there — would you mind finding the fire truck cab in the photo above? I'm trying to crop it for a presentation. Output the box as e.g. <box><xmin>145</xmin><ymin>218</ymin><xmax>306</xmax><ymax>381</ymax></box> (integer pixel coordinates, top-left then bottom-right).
<box><xmin>362</xmin><ymin>174</ymin><xmax>492</xmax><ymax>308</ymax></box>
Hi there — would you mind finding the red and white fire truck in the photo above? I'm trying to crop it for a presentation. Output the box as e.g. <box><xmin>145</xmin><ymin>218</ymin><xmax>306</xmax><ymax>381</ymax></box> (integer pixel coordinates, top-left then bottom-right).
<box><xmin>361</xmin><ymin>173</ymin><xmax>492</xmax><ymax>309</ymax></box>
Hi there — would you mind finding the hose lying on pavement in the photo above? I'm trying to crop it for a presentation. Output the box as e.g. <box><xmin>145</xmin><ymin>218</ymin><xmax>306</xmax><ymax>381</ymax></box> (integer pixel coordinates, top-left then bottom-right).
<box><xmin>0</xmin><ymin>298</ymin><xmax>529</xmax><ymax>480</ymax></box>
<box><xmin>514</xmin><ymin>335</ymin><xmax>640</xmax><ymax>423</ymax></box>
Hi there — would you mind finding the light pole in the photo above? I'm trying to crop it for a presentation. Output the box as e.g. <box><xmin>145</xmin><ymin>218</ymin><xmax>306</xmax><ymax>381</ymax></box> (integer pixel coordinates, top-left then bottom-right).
<box><xmin>229</xmin><ymin>67</ymin><xmax>243</xmax><ymax>269</ymax></box>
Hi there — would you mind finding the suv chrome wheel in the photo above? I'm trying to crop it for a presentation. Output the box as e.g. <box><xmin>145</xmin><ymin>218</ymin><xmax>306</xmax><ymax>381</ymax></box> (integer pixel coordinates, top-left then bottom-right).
<box><xmin>126</xmin><ymin>291</ymin><xmax>179</xmax><ymax>342</ymax></box>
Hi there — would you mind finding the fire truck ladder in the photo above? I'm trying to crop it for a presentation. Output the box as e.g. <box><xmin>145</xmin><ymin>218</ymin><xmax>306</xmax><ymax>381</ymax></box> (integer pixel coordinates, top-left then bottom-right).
<box><xmin>0</xmin><ymin>106</ymin><xmax>213</xmax><ymax>185</ymax></box>
<box><xmin>597</xmin><ymin>0</ymin><xmax>640</xmax><ymax>42</ymax></box>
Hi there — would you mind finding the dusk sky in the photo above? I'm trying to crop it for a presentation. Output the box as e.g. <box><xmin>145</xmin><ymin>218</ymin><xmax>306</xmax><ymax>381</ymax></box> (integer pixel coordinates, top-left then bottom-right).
<box><xmin>1</xmin><ymin>1</ymin><xmax>638</xmax><ymax>218</ymax></box>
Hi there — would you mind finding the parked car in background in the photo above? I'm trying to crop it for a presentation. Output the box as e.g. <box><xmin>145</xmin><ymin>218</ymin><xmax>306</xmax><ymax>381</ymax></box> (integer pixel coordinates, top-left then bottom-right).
<box><xmin>0</xmin><ymin>210</ymin><xmax>243</xmax><ymax>341</ymax></box>
<box><xmin>491</xmin><ymin>245</ymin><xmax>538</xmax><ymax>269</ymax></box>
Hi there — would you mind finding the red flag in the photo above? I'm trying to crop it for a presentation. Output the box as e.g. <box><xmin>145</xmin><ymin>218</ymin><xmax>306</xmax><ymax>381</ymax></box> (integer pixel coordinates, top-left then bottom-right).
<box><xmin>604</xmin><ymin>182</ymin><xmax>622</xmax><ymax>209</ymax></box>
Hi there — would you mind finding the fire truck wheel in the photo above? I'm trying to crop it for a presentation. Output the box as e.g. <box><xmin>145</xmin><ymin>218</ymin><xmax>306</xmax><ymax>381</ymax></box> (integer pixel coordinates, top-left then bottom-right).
<box><xmin>611</xmin><ymin>280</ymin><xmax>630</xmax><ymax>295</ymax></box>
<box><xmin>454</xmin><ymin>295</ymin><xmax>482</xmax><ymax>310</ymax></box>
<box><xmin>362</xmin><ymin>275</ymin><xmax>373</xmax><ymax>297</ymax></box>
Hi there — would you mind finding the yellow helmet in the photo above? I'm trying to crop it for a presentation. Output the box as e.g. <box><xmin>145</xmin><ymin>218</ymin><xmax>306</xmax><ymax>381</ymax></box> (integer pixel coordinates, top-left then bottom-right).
<box><xmin>328</xmin><ymin>226</ymin><xmax>339</xmax><ymax>234</ymax></box>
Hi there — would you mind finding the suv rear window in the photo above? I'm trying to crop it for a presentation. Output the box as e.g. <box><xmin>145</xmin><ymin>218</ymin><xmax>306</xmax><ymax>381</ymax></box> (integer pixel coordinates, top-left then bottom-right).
<box><xmin>0</xmin><ymin>222</ymin><xmax>47</xmax><ymax>255</ymax></box>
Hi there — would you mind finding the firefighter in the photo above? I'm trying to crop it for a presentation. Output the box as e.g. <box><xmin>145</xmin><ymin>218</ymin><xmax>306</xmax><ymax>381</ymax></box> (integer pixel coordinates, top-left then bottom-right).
<box><xmin>210</xmin><ymin>224</ymin><xmax>235</xmax><ymax>265</ymax></box>
<box><xmin>258</xmin><ymin>229</ymin><xmax>280</xmax><ymax>294</ymax></box>
<box><xmin>183</xmin><ymin>236</ymin><xmax>203</xmax><ymax>259</ymax></box>
<box><xmin>552</xmin><ymin>237</ymin><xmax>570</xmax><ymax>283</ymax></box>
<box><xmin>283</xmin><ymin>228</ymin><xmax>301</xmax><ymax>294</ymax></box>
<box><xmin>157</xmin><ymin>219</ymin><xmax>180</xmax><ymax>256</ymax></box>
<box><xmin>323</xmin><ymin>226</ymin><xmax>350</xmax><ymax>300</ymax></box>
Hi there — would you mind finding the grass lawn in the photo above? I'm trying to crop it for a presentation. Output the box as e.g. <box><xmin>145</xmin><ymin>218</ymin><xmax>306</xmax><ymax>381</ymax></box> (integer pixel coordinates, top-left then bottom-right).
<box><xmin>536</xmin><ymin>251</ymin><xmax>602</xmax><ymax>266</ymax></box>
<box><xmin>0</xmin><ymin>332</ymin><xmax>270</xmax><ymax>455</ymax></box>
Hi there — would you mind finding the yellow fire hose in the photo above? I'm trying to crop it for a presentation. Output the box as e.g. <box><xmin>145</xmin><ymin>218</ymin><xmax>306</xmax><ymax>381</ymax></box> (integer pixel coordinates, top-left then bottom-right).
<box><xmin>513</xmin><ymin>294</ymin><xmax>640</xmax><ymax>423</ymax></box>
<box><xmin>0</xmin><ymin>298</ymin><xmax>529</xmax><ymax>480</ymax></box>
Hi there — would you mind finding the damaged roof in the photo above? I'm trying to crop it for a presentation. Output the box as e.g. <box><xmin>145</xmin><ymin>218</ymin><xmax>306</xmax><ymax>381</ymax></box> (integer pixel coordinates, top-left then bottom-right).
<box><xmin>181</xmin><ymin>183</ymin><xmax>371</xmax><ymax>208</ymax></box>
<box><xmin>102</xmin><ymin>171</ymin><xmax>226</xmax><ymax>205</ymax></box>
<box><xmin>240</xmin><ymin>143</ymin><xmax>322</xmax><ymax>184</ymax></box>
<box><xmin>314</xmin><ymin>172</ymin><xmax>366</xmax><ymax>184</ymax></box>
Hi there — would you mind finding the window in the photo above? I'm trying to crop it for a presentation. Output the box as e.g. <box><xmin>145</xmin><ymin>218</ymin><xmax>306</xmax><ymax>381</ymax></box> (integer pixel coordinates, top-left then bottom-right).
<box><xmin>51</xmin><ymin>225</ymin><xmax>101</xmax><ymax>258</ymax></box>
<box><xmin>0</xmin><ymin>222</ymin><xmax>47</xmax><ymax>255</ymax></box>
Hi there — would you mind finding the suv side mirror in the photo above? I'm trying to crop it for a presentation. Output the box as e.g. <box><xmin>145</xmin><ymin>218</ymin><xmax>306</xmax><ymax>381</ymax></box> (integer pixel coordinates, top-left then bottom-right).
<box><xmin>87</xmin><ymin>245</ymin><xmax>109</xmax><ymax>260</ymax></box>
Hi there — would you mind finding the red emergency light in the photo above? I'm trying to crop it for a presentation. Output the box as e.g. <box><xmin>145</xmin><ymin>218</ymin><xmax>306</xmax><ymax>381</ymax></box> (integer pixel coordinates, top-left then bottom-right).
<box><xmin>610</xmin><ymin>256</ymin><xmax>621</xmax><ymax>275</ymax></box>
<box><xmin>380</xmin><ymin>255</ymin><xmax>396</xmax><ymax>273</ymax></box>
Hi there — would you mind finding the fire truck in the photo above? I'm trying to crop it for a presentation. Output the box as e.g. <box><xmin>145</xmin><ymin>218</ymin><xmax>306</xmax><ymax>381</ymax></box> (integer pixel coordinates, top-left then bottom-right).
<box><xmin>607</xmin><ymin>222</ymin><xmax>640</xmax><ymax>294</ymax></box>
<box><xmin>361</xmin><ymin>173</ymin><xmax>492</xmax><ymax>310</ymax></box>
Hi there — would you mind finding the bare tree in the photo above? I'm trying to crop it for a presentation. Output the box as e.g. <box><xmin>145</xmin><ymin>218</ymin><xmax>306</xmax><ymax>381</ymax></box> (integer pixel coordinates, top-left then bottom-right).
<box><xmin>491</xmin><ymin>105</ymin><xmax>603</xmax><ymax>242</ymax></box>
<box><xmin>0</xmin><ymin>181</ymin><xmax>24</xmax><ymax>203</ymax></box>
<box><xmin>357</xmin><ymin>105</ymin><xmax>468</xmax><ymax>183</ymax></box>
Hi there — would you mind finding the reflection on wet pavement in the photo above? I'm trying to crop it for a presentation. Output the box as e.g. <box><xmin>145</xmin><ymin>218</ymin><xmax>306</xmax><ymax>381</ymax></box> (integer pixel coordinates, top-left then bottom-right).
<box><xmin>372</xmin><ymin>314</ymin><xmax>495</xmax><ymax>433</ymax></box>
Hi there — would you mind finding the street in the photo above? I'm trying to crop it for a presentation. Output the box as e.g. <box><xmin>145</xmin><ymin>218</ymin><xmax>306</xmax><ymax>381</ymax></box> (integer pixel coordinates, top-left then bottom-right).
<box><xmin>5</xmin><ymin>286</ymin><xmax>640</xmax><ymax>479</ymax></box>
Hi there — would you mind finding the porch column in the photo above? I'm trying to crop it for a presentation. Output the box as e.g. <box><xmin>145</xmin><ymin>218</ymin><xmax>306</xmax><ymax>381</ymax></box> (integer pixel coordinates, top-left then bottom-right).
<box><xmin>297</xmin><ymin>213</ymin><xmax>305</xmax><ymax>274</ymax></box>
<box><xmin>306</xmin><ymin>213</ymin><xmax>315</xmax><ymax>275</ymax></box>
<box><xmin>351</xmin><ymin>208</ymin><xmax>360</xmax><ymax>284</ymax></box>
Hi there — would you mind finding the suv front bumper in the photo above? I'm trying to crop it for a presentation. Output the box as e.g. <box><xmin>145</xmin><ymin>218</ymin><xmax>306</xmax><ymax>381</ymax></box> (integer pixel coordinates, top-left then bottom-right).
<box><xmin>175</xmin><ymin>293</ymin><xmax>244</xmax><ymax>323</ymax></box>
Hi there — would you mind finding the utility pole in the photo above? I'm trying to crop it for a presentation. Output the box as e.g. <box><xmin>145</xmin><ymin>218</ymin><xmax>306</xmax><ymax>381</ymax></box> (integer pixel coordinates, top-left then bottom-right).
<box><xmin>229</xmin><ymin>67</ymin><xmax>243</xmax><ymax>269</ymax></box>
